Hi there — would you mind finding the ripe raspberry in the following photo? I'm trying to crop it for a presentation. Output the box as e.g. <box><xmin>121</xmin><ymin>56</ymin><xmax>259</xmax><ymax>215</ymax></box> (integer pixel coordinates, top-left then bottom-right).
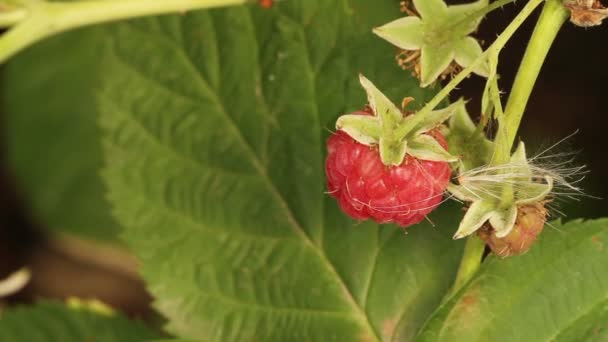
<box><xmin>325</xmin><ymin>110</ymin><xmax>451</xmax><ymax>227</ymax></box>
<box><xmin>477</xmin><ymin>203</ymin><xmax>547</xmax><ymax>257</ymax></box>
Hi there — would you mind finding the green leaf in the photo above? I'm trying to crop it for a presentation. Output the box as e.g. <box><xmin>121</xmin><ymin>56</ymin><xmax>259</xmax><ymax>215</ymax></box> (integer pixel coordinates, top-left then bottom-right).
<box><xmin>417</xmin><ymin>218</ymin><xmax>608</xmax><ymax>341</ymax></box>
<box><xmin>0</xmin><ymin>301</ymin><xmax>158</xmax><ymax>341</ymax></box>
<box><xmin>2</xmin><ymin>27</ymin><xmax>121</xmax><ymax>242</ymax></box>
<box><xmin>96</xmin><ymin>1</ymin><xmax>463</xmax><ymax>341</ymax></box>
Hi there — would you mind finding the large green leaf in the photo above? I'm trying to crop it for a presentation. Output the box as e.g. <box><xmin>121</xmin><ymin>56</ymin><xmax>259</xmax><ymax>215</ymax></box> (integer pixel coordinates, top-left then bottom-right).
<box><xmin>2</xmin><ymin>27</ymin><xmax>119</xmax><ymax>242</ymax></box>
<box><xmin>97</xmin><ymin>1</ymin><xmax>462</xmax><ymax>341</ymax></box>
<box><xmin>417</xmin><ymin>218</ymin><xmax>608</xmax><ymax>341</ymax></box>
<box><xmin>0</xmin><ymin>301</ymin><xmax>158</xmax><ymax>341</ymax></box>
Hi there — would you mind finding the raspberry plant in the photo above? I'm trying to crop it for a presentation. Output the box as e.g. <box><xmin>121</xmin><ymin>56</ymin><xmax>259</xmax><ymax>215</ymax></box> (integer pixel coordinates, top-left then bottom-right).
<box><xmin>0</xmin><ymin>0</ymin><xmax>607</xmax><ymax>341</ymax></box>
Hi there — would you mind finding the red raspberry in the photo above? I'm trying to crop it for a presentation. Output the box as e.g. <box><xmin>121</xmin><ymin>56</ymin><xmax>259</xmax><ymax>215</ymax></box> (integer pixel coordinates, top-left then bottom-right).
<box><xmin>325</xmin><ymin>111</ymin><xmax>451</xmax><ymax>227</ymax></box>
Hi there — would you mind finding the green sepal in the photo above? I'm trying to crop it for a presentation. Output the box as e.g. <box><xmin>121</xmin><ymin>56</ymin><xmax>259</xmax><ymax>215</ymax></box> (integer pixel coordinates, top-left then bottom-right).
<box><xmin>454</xmin><ymin>37</ymin><xmax>490</xmax><ymax>78</ymax></box>
<box><xmin>335</xmin><ymin>75</ymin><xmax>457</xmax><ymax>166</ymax></box>
<box><xmin>481</xmin><ymin>49</ymin><xmax>499</xmax><ymax>118</ymax></box>
<box><xmin>379</xmin><ymin>137</ymin><xmax>408</xmax><ymax>167</ymax></box>
<box><xmin>413</xmin><ymin>0</ymin><xmax>448</xmax><ymax>20</ymax></box>
<box><xmin>372</xmin><ymin>17</ymin><xmax>424</xmax><ymax>50</ymax></box>
<box><xmin>447</xmin><ymin>182</ymin><xmax>479</xmax><ymax>202</ymax></box>
<box><xmin>516</xmin><ymin>177</ymin><xmax>553</xmax><ymax>205</ymax></box>
<box><xmin>445</xmin><ymin>101</ymin><xmax>493</xmax><ymax>171</ymax></box>
<box><xmin>410</xmin><ymin>99</ymin><xmax>467</xmax><ymax>136</ymax></box>
<box><xmin>420</xmin><ymin>45</ymin><xmax>454</xmax><ymax>87</ymax></box>
<box><xmin>358</xmin><ymin>74</ymin><xmax>402</xmax><ymax>128</ymax></box>
<box><xmin>408</xmin><ymin>134</ymin><xmax>458</xmax><ymax>162</ymax></box>
<box><xmin>453</xmin><ymin>199</ymin><xmax>496</xmax><ymax>239</ymax></box>
<box><xmin>335</xmin><ymin>115</ymin><xmax>381</xmax><ymax>145</ymax></box>
<box><xmin>374</xmin><ymin>0</ymin><xmax>490</xmax><ymax>87</ymax></box>
<box><xmin>450</xmin><ymin>142</ymin><xmax>554</xmax><ymax>239</ymax></box>
<box><xmin>489</xmin><ymin>204</ymin><xmax>518</xmax><ymax>238</ymax></box>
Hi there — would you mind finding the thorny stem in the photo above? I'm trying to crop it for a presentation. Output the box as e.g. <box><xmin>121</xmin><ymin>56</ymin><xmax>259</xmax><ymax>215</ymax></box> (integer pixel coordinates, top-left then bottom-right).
<box><xmin>396</xmin><ymin>0</ymin><xmax>545</xmax><ymax>140</ymax></box>
<box><xmin>0</xmin><ymin>0</ymin><xmax>252</xmax><ymax>64</ymax></box>
<box><xmin>449</xmin><ymin>0</ymin><xmax>569</xmax><ymax>296</ymax></box>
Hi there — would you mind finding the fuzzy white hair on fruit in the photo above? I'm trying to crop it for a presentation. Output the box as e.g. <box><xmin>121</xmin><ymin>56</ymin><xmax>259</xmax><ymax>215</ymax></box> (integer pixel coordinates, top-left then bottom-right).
<box><xmin>454</xmin><ymin>132</ymin><xmax>592</xmax><ymax>217</ymax></box>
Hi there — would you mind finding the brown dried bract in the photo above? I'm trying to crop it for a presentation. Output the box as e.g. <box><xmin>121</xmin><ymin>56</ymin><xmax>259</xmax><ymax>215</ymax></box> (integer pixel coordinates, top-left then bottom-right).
<box><xmin>564</xmin><ymin>0</ymin><xmax>608</xmax><ymax>27</ymax></box>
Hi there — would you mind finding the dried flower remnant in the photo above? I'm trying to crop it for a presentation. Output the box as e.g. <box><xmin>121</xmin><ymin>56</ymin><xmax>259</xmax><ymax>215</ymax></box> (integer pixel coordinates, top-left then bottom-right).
<box><xmin>564</xmin><ymin>0</ymin><xmax>608</xmax><ymax>27</ymax></box>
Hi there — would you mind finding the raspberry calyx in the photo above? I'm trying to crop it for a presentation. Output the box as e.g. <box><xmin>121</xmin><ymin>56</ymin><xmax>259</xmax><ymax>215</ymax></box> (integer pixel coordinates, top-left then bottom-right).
<box><xmin>449</xmin><ymin>142</ymin><xmax>554</xmax><ymax>243</ymax></box>
<box><xmin>325</xmin><ymin>75</ymin><xmax>461</xmax><ymax>227</ymax></box>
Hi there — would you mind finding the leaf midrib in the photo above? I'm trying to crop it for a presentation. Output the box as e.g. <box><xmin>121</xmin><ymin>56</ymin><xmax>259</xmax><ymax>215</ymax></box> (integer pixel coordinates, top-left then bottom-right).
<box><xmin>115</xmin><ymin>17</ymin><xmax>381</xmax><ymax>341</ymax></box>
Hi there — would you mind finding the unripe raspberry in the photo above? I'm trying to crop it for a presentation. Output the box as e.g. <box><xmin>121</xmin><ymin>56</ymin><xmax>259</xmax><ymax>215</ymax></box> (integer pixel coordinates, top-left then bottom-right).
<box><xmin>477</xmin><ymin>203</ymin><xmax>548</xmax><ymax>257</ymax></box>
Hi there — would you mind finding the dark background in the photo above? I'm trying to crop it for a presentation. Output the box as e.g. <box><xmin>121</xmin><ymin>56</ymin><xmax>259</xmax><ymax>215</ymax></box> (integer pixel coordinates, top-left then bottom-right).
<box><xmin>0</xmin><ymin>1</ymin><xmax>606</xmax><ymax>318</ymax></box>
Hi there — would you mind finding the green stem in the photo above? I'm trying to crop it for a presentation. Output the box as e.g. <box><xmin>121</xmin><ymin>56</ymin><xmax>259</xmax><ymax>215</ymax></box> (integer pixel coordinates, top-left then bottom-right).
<box><xmin>449</xmin><ymin>0</ymin><xmax>569</xmax><ymax>296</ymax></box>
<box><xmin>0</xmin><ymin>0</ymin><xmax>252</xmax><ymax>64</ymax></box>
<box><xmin>0</xmin><ymin>7</ymin><xmax>27</xmax><ymax>27</ymax></box>
<box><xmin>492</xmin><ymin>0</ymin><xmax>569</xmax><ymax>164</ymax></box>
<box><xmin>396</xmin><ymin>0</ymin><xmax>544</xmax><ymax>140</ymax></box>
<box><xmin>447</xmin><ymin>235</ymin><xmax>485</xmax><ymax>298</ymax></box>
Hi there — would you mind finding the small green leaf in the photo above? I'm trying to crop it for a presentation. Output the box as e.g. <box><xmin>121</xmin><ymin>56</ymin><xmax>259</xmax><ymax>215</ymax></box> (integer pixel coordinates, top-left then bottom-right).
<box><xmin>0</xmin><ymin>301</ymin><xmax>158</xmax><ymax>341</ymax></box>
<box><xmin>417</xmin><ymin>218</ymin><xmax>608</xmax><ymax>341</ymax></box>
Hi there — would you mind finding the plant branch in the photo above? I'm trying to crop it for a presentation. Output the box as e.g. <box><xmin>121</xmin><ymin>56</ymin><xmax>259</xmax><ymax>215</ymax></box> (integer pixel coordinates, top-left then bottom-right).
<box><xmin>0</xmin><ymin>7</ymin><xmax>27</xmax><ymax>27</ymax></box>
<box><xmin>396</xmin><ymin>0</ymin><xmax>544</xmax><ymax>140</ymax></box>
<box><xmin>492</xmin><ymin>0</ymin><xmax>569</xmax><ymax>164</ymax></box>
<box><xmin>448</xmin><ymin>0</ymin><xmax>569</xmax><ymax>297</ymax></box>
<box><xmin>0</xmin><ymin>0</ymin><xmax>253</xmax><ymax>64</ymax></box>
<box><xmin>446</xmin><ymin>235</ymin><xmax>485</xmax><ymax>299</ymax></box>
